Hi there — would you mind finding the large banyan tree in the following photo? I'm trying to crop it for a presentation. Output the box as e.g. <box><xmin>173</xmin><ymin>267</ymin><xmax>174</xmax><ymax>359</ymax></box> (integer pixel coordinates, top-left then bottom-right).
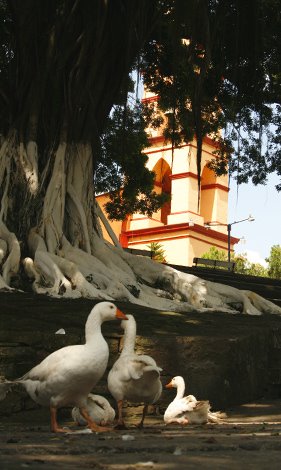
<box><xmin>0</xmin><ymin>0</ymin><xmax>280</xmax><ymax>315</ymax></box>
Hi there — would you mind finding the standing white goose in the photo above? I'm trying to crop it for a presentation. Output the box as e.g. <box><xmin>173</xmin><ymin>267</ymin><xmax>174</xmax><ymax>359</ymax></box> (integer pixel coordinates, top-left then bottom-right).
<box><xmin>164</xmin><ymin>376</ymin><xmax>215</xmax><ymax>425</ymax></box>
<box><xmin>0</xmin><ymin>302</ymin><xmax>127</xmax><ymax>433</ymax></box>
<box><xmin>107</xmin><ymin>314</ymin><xmax>162</xmax><ymax>428</ymax></box>
<box><xmin>72</xmin><ymin>393</ymin><xmax>115</xmax><ymax>426</ymax></box>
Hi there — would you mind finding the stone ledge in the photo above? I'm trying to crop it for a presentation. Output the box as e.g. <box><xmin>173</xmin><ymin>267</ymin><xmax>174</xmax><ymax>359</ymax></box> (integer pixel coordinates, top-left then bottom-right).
<box><xmin>1</xmin><ymin>291</ymin><xmax>281</xmax><ymax>415</ymax></box>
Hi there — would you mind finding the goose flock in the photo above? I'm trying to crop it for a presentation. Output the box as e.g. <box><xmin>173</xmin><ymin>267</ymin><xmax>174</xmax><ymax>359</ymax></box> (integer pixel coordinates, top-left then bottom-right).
<box><xmin>0</xmin><ymin>301</ymin><xmax>222</xmax><ymax>432</ymax></box>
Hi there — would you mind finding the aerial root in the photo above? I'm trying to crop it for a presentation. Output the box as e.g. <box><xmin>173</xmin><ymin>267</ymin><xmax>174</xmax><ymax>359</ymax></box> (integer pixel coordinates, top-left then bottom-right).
<box><xmin>0</xmin><ymin>222</ymin><xmax>20</xmax><ymax>287</ymax></box>
<box><xmin>23</xmin><ymin>250</ymin><xmax>110</xmax><ymax>299</ymax></box>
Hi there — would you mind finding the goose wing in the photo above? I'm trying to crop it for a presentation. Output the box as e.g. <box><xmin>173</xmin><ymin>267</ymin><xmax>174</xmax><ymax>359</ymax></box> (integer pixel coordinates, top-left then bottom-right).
<box><xmin>21</xmin><ymin>345</ymin><xmax>84</xmax><ymax>382</ymax></box>
<box><xmin>112</xmin><ymin>354</ymin><xmax>161</xmax><ymax>381</ymax></box>
<box><xmin>127</xmin><ymin>354</ymin><xmax>162</xmax><ymax>380</ymax></box>
<box><xmin>165</xmin><ymin>396</ymin><xmax>201</xmax><ymax>422</ymax></box>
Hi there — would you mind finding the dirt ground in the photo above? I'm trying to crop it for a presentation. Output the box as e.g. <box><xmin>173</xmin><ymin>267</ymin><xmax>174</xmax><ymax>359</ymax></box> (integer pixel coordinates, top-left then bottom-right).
<box><xmin>2</xmin><ymin>291</ymin><xmax>281</xmax><ymax>468</ymax></box>
<box><xmin>1</xmin><ymin>399</ymin><xmax>281</xmax><ymax>470</ymax></box>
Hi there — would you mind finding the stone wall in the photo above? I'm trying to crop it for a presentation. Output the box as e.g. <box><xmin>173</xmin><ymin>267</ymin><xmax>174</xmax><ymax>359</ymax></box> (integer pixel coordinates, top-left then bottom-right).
<box><xmin>1</xmin><ymin>291</ymin><xmax>281</xmax><ymax>417</ymax></box>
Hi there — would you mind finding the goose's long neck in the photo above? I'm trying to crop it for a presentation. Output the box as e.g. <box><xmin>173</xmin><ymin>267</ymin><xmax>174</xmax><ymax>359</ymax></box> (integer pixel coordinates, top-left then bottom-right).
<box><xmin>85</xmin><ymin>313</ymin><xmax>103</xmax><ymax>344</ymax></box>
<box><xmin>175</xmin><ymin>380</ymin><xmax>185</xmax><ymax>399</ymax></box>
<box><xmin>121</xmin><ymin>319</ymin><xmax>136</xmax><ymax>355</ymax></box>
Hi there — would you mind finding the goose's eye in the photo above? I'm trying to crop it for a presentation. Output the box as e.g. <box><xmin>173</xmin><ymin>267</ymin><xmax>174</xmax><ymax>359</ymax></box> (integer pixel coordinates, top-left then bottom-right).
<box><xmin>110</xmin><ymin>305</ymin><xmax>114</xmax><ymax>309</ymax></box>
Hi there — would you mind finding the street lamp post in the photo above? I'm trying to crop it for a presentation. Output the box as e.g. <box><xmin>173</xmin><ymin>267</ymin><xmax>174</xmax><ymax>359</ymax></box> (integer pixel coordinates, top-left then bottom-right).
<box><xmin>227</xmin><ymin>223</ymin><xmax>231</xmax><ymax>264</ymax></box>
<box><xmin>205</xmin><ymin>215</ymin><xmax>255</xmax><ymax>269</ymax></box>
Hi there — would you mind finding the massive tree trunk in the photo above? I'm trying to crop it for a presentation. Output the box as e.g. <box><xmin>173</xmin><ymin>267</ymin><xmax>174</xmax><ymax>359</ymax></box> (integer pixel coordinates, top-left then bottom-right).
<box><xmin>0</xmin><ymin>0</ymin><xmax>280</xmax><ymax>316</ymax></box>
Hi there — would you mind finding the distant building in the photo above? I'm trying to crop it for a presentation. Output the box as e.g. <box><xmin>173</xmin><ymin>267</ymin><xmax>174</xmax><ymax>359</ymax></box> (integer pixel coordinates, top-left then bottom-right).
<box><xmin>97</xmin><ymin>92</ymin><xmax>239</xmax><ymax>266</ymax></box>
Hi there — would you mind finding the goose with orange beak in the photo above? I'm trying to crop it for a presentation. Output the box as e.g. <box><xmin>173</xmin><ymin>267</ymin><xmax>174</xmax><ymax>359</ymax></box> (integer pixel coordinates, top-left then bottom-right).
<box><xmin>108</xmin><ymin>314</ymin><xmax>162</xmax><ymax>429</ymax></box>
<box><xmin>0</xmin><ymin>302</ymin><xmax>128</xmax><ymax>433</ymax></box>
<box><xmin>164</xmin><ymin>376</ymin><xmax>211</xmax><ymax>425</ymax></box>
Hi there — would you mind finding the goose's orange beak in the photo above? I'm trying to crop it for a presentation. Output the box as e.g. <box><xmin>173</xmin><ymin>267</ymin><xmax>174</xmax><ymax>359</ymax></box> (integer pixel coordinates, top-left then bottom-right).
<box><xmin>115</xmin><ymin>308</ymin><xmax>128</xmax><ymax>320</ymax></box>
<box><xmin>165</xmin><ymin>380</ymin><xmax>173</xmax><ymax>388</ymax></box>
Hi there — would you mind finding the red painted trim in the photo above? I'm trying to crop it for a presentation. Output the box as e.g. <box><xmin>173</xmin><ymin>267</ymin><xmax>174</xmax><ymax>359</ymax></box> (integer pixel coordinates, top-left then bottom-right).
<box><xmin>169</xmin><ymin>174</ymin><xmax>229</xmax><ymax>189</ymax></box>
<box><xmin>119</xmin><ymin>233</ymin><xmax>128</xmax><ymax>247</ymax></box>
<box><xmin>188</xmin><ymin>142</ymin><xmax>220</xmax><ymax>157</ymax></box>
<box><xmin>142</xmin><ymin>95</ymin><xmax>159</xmax><ymax>103</ymax></box>
<box><xmin>201</xmin><ymin>183</ymin><xmax>229</xmax><ymax>192</ymax></box>
<box><xmin>119</xmin><ymin>218</ymin><xmax>129</xmax><ymax>247</ymax></box>
<box><xmin>147</xmin><ymin>135</ymin><xmax>219</xmax><ymax>152</ymax></box>
<box><xmin>145</xmin><ymin>141</ymin><xmax>219</xmax><ymax>162</ymax></box>
<box><xmin>203</xmin><ymin>135</ymin><xmax>220</xmax><ymax>149</ymax></box>
<box><xmin>147</xmin><ymin>135</ymin><xmax>165</xmax><ymax>145</ymax></box>
<box><xmin>121</xmin><ymin>222</ymin><xmax>239</xmax><ymax>245</ymax></box>
<box><xmin>185</xmin><ymin>209</ymin><xmax>201</xmax><ymax>217</ymax></box>
<box><xmin>121</xmin><ymin>219</ymin><xmax>129</xmax><ymax>231</ymax></box>
<box><xmin>170</xmin><ymin>171</ymin><xmax>198</xmax><ymax>180</ymax></box>
<box><xmin>169</xmin><ymin>210</ymin><xmax>193</xmax><ymax>216</ymax></box>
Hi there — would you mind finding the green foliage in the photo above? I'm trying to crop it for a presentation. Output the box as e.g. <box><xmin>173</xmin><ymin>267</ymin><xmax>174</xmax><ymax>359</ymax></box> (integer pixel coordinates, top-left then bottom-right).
<box><xmin>147</xmin><ymin>242</ymin><xmax>167</xmax><ymax>263</ymax></box>
<box><xmin>247</xmin><ymin>263</ymin><xmax>269</xmax><ymax>278</ymax></box>
<box><xmin>1</xmin><ymin>0</ymin><xmax>281</xmax><ymax>229</ymax></box>
<box><xmin>266</xmin><ymin>245</ymin><xmax>281</xmax><ymax>279</ymax></box>
<box><xmin>201</xmin><ymin>246</ymin><xmax>227</xmax><ymax>262</ymax></box>
<box><xmin>234</xmin><ymin>254</ymin><xmax>269</xmax><ymax>278</ymax></box>
<box><xmin>96</xmin><ymin>101</ymin><xmax>169</xmax><ymax>220</ymax></box>
<box><xmin>201</xmin><ymin>246</ymin><xmax>269</xmax><ymax>277</ymax></box>
<box><xmin>141</xmin><ymin>0</ymin><xmax>281</xmax><ymax>190</ymax></box>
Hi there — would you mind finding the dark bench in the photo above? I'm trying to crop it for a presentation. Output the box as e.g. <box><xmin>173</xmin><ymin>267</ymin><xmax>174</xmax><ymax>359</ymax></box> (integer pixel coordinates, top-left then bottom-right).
<box><xmin>193</xmin><ymin>257</ymin><xmax>236</xmax><ymax>271</ymax></box>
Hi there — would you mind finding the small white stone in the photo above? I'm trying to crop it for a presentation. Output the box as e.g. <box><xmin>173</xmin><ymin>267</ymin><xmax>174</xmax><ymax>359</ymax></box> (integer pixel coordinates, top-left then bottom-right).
<box><xmin>69</xmin><ymin>428</ymin><xmax>93</xmax><ymax>434</ymax></box>
<box><xmin>55</xmin><ymin>328</ymin><xmax>66</xmax><ymax>334</ymax></box>
<box><xmin>173</xmin><ymin>446</ymin><xmax>183</xmax><ymax>455</ymax></box>
<box><xmin>121</xmin><ymin>434</ymin><xmax>135</xmax><ymax>441</ymax></box>
<box><xmin>137</xmin><ymin>463</ymin><xmax>154</xmax><ymax>467</ymax></box>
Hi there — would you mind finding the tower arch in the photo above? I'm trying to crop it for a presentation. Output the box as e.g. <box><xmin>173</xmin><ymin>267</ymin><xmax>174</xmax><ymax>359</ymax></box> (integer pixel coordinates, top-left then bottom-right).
<box><xmin>152</xmin><ymin>158</ymin><xmax>171</xmax><ymax>224</ymax></box>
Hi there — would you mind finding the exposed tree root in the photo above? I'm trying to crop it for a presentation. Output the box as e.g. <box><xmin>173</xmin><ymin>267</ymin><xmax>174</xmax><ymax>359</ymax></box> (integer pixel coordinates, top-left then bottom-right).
<box><xmin>1</xmin><ymin>136</ymin><xmax>281</xmax><ymax>316</ymax></box>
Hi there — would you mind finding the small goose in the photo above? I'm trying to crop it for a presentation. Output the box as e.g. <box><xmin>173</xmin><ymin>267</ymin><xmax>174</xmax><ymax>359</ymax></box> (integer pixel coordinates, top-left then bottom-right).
<box><xmin>164</xmin><ymin>376</ymin><xmax>212</xmax><ymax>425</ymax></box>
<box><xmin>108</xmin><ymin>314</ymin><xmax>162</xmax><ymax>428</ymax></box>
<box><xmin>72</xmin><ymin>393</ymin><xmax>115</xmax><ymax>426</ymax></box>
<box><xmin>0</xmin><ymin>302</ymin><xmax>127</xmax><ymax>433</ymax></box>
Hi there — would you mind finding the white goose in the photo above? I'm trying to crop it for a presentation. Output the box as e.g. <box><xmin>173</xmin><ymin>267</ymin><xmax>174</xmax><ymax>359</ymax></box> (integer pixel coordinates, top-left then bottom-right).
<box><xmin>108</xmin><ymin>314</ymin><xmax>162</xmax><ymax>428</ymax></box>
<box><xmin>0</xmin><ymin>301</ymin><xmax>127</xmax><ymax>433</ymax></box>
<box><xmin>72</xmin><ymin>393</ymin><xmax>115</xmax><ymax>426</ymax></box>
<box><xmin>164</xmin><ymin>376</ymin><xmax>211</xmax><ymax>425</ymax></box>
